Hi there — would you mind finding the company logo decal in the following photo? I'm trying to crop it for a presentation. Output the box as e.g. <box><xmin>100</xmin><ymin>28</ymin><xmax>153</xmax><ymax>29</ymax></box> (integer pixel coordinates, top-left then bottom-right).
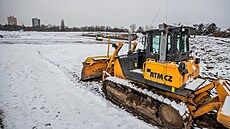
<box><xmin>147</xmin><ymin>69</ymin><xmax>173</xmax><ymax>82</ymax></box>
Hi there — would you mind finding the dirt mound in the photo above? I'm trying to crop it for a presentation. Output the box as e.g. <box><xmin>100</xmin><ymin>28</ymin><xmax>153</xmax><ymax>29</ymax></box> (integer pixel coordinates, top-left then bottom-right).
<box><xmin>82</xmin><ymin>33</ymin><xmax>138</xmax><ymax>41</ymax></box>
<box><xmin>211</xmin><ymin>31</ymin><xmax>230</xmax><ymax>38</ymax></box>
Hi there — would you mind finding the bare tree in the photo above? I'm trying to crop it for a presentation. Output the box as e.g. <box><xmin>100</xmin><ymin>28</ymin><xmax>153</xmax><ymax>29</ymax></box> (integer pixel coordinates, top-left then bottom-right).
<box><xmin>61</xmin><ymin>19</ymin><xmax>65</xmax><ymax>31</ymax></box>
<box><xmin>136</xmin><ymin>26</ymin><xmax>144</xmax><ymax>33</ymax></box>
<box><xmin>130</xmin><ymin>24</ymin><xmax>136</xmax><ymax>33</ymax></box>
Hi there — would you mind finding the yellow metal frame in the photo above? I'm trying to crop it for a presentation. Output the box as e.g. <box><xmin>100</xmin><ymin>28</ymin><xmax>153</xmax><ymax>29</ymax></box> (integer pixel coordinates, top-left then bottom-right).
<box><xmin>188</xmin><ymin>79</ymin><xmax>230</xmax><ymax>128</ymax></box>
<box><xmin>114</xmin><ymin>59</ymin><xmax>126</xmax><ymax>79</ymax></box>
<box><xmin>131</xmin><ymin>41</ymin><xmax>138</xmax><ymax>53</ymax></box>
<box><xmin>143</xmin><ymin>58</ymin><xmax>200</xmax><ymax>89</ymax></box>
<box><xmin>81</xmin><ymin>55</ymin><xmax>110</xmax><ymax>80</ymax></box>
<box><xmin>106</xmin><ymin>42</ymin><xmax>123</xmax><ymax>74</ymax></box>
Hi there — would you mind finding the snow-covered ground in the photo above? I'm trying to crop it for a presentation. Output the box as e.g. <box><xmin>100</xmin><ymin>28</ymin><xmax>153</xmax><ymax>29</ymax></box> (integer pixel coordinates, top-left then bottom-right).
<box><xmin>0</xmin><ymin>31</ymin><xmax>154</xmax><ymax>129</ymax></box>
<box><xmin>0</xmin><ymin>31</ymin><xmax>229</xmax><ymax>129</ymax></box>
<box><xmin>190</xmin><ymin>36</ymin><xmax>230</xmax><ymax>80</ymax></box>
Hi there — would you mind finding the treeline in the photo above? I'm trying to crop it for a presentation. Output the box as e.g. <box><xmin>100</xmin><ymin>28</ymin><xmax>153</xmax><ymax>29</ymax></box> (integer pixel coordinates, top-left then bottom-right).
<box><xmin>1</xmin><ymin>23</ymin><xmax>229</xmax><ymax>36</ymax></box>
<box><xmin>192</xmin><ymin>23</ymin><xmax>230</xmax><ymax>38</ymax></box>
<box><xmin>69</xmin><ymin>26</ymin><xmax>129</xmax><ymax>32</ymax></box>
<box><xmin>0</xmin><ymin>24</ymin><xmax>130</xmax><ymax>32</ymax></box>
<box><xmin>193</xmin><ymin>23</ymin><xmax>220</xmax><ymax>35</ymax></box>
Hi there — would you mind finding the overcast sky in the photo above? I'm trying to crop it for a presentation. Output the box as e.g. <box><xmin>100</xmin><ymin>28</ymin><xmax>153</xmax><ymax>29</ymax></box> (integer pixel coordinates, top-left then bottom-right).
<box><xmin>0</xmin><ymin>0</ymin><xmax>229</xmax><ymax>29</ymax></box>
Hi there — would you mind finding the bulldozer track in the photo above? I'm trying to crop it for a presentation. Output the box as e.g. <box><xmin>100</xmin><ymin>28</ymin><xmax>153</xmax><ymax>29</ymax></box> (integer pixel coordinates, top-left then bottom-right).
<box><xmin>102</xmin><ymin>77</ymin><xmax>192</xmax><ymax>129</ymax></box>
<box><xmin>102</xmin><ymin>76</ymin><xmax>227</xmax><ymax>129</ymax></box>
<box><xmin>102</xmin><ymin>81</ymin><xmax>162</xmax><ymax>127</ymax></box>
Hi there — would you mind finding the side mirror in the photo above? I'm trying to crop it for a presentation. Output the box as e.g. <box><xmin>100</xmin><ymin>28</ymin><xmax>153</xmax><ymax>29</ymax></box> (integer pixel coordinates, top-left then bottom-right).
<box><xmin>178</xmin><ymin>62</ymin><xmax>188</xmax><ymax>75</ymax></box>
<box><xmin>195</xmin><ymin>58</ymin><xmax>200</xmax><ymax>64</ymax></box>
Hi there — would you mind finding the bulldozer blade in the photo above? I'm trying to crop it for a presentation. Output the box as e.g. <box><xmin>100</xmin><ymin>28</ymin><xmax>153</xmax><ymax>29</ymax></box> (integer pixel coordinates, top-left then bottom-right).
<box><xmin>217</xmin><ymin>81</ymin><xmax>230</xmax><ymax>128</ymax></box>
<box><xmin>81</xmin><ymin>56</ymin><xmax>110</xmax><ymax>81</ymax></box>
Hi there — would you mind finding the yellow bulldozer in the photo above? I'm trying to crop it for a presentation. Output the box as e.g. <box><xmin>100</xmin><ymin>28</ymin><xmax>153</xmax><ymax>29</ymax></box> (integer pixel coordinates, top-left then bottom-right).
<box><xmin>81</xmin><ymin>23</ymin><xmax>230</xmax><ymax>129</ymax></box>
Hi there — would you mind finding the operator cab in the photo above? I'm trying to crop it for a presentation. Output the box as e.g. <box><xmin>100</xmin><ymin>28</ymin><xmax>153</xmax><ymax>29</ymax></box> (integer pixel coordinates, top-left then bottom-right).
<box><xmin>143</xmin><ymin>23</ymin><xmax>196</xmax><ymax>62</ymax></box>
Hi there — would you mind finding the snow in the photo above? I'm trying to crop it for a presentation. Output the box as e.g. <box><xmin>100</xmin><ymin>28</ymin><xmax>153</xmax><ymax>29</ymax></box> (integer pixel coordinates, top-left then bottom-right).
<box><xmin>178</xmin><ymin>104</ymin><xmax>186</xmax><ymax>116</ymax></box>
<box><xmin>93</xmin><ymin>57</ymin><xmax>110</xmax><ymax>61</ymax></box>
<box><xmin>185</xmin><ymin>78</ymin><xmax>206</xmax><ymax>91</ymax></box>
<box><xmin>141</xmin><ymin>89</ymin><xmax>148</xmax><ymax>94</ymax></box>
<box><xmin>0</xmin><ymin>31</ymin><xmax>229</xmax><ymax>129</ymax></box>
<box><xmin>163</xmin><ymin>98</ymin><xmax>171</xmax><ymax>105</ymax></box>
<box><xmin>137</xmin><ymin>88</ymin><xmax>143</xmax><ymax>92</ymax></box>
<box><xmin>170</xmin><ymin>101</ymin><xmax>180</xmax><ymax>111</ymax></box>
<box><xmin>190</xmin><ymin>36</ymin><xmax>230</xmax><ymax>80</ymax></box>
<box><xmin>130</xmin><ymin>69</ymin><xmax>143</xmax><ymax>74</ymax></box>
<box><xmin>157</xmin><ymin>96</ymin><xmax>164</xmax><ymax>102</ymax></box>
<box><xmin>147</xmin><ymin>91</ymin><xmax>154</xmax><ymax>96</ymax></box>
<box><xmin>223</xmin><ymin>86</ymin><xmax>230</xmax><ymax>95</ymax></box>
<box><xmin>192</xmin><ymin>65</ymin><xmax>197</xmax><ymax>71</ymax></box>
<box><xmin>152</xmin><ymin>94</ymin><xmax>159</xmax><ymax>100</ymax></box>
<box><xmin>221</xmin><ymin>96</ymin><xmax>230</xmax><ymax>116</ymax></box>
<box><xmin>219</xmin><ymin>80</ymin><xmax>225</xmax><ymax>85</ymax></box>
<box><xmin>0</xmin><ymin>31</ymin><xmax>154</xmax><ymax>129</ymax></box>
<box><xmin>198</xmin><ymin>80</ymin><xmax>211</xmax><ymax>89</ymax></box>
<box><xmin>185</xmin><ymin>78</ymin><xmax>194</xmax><ymax>84</ymax></box>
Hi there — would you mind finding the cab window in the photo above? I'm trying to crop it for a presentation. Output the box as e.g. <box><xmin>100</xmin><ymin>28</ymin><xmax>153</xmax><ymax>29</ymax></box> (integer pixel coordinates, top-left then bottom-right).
<box><xmin>167</xmin><ymin>34</ymin><xmax>171</xmax><ymax>53</ymax></box>
<box><xmin>181</xmin><ymin>35</ymin><xmax>188</xmax><ymax>52</ymax></box>
<box><xmin>176</xmin><ymin>35</ymin><xmax>180</xmax><ymax>52</ymax></box>
<box><xmin>152</xmin><ymin>35</ymin><xmax>161</xmax><ymax>54</ymax></box>
<box><xmin>176</xmin><ymin>34</ymin><xmax>188</xmax><ymax>53</ymax></box>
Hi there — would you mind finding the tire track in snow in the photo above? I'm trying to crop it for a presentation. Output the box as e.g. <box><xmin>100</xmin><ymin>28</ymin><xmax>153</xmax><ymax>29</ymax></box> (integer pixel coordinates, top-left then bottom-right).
<box><xmin>18</xmin><ymin>50</ymin><xmax>80</xmax><ymax>129</ymax></box>
<box><xmin>37</xmin><ymin>50</ymin><xmax>104</xmax><ymax>96</ymax></box>
<box><xmin>36</xmin><ymin>50</ymin><xmax>118</xmax><ymax>129</ymax></box>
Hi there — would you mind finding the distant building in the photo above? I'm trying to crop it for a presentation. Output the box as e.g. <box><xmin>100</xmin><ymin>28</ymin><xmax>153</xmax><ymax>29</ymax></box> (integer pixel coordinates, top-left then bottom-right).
<box><xmin>7</xmin><ymin>16</ymin><xmax>17</xmax><ymax>25</ymax></box>
<box><xmin>32</xmin><ymin>18</ymin><xmax>40</xmax><ymax>27</ymax></box>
